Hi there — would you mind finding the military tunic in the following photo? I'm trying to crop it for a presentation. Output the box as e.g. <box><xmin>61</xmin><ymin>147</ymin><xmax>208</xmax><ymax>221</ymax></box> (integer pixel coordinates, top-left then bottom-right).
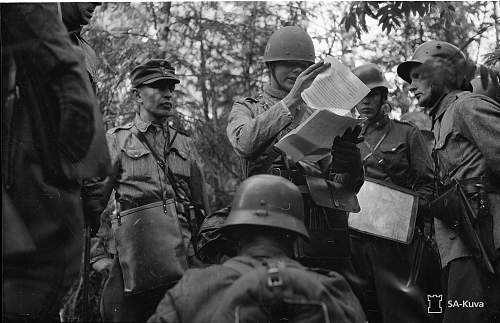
<box><xmin>429</xmin><ymin>91</ymin><xmax>500</xmax><ymax>323</ymax></box>
<box><xmin>95</xmin><ymin>114</ymin><xmax>207</xmax><ymax>322</ymax></box>
<box><xmin>360</xmin><ymin>116</ymin><xmax>434</xmax><ymax>199</ymax></box>
<box><xmin>227</xmin><ymin>84</ymin><xmax>365</xmax><ymax>307</ymax></box>
<box><xmin>148</xmin><ymin>248</ymin><xmax>365</xmax><ymax>323</ymax></box>
<box><xmin>350</xmin><ymin>114</ymin><xmax>440</xmax><ymax>323</ymax></box>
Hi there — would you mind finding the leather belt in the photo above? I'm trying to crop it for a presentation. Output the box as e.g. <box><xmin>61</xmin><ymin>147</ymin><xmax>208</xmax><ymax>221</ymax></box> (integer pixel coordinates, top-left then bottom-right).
<box><xmin>119</xmin><ymin>199</ymin><xmax>185</xmax><ymax>217</ymax></box>
<box><xmin>270</xmin><ymin>167</ymin><xmax>297</xmax><ymax>179</ymax></box>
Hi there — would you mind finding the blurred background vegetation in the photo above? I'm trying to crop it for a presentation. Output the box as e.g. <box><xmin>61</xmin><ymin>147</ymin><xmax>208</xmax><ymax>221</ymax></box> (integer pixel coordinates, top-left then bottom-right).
<box><xmin>83</xmin><ymin>1</ymin><xmax>499</xmax><ymax>210</ymax></box>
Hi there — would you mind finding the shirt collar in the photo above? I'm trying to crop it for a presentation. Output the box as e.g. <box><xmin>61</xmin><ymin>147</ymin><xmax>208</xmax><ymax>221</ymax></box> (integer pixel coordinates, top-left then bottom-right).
<box><xmin>429</xmin><ymin>90</ymin><xmax>462</xmax><ymax>122</ymax></box>
<box><xmin>133</xmin><ymin>114</ymin><xmax>165</xmax><ymax>133</ymax></box>
<box><xmin>263</xmin><ymin>83</ymin><xmax>289</xmax><ymax>100</ymax></box>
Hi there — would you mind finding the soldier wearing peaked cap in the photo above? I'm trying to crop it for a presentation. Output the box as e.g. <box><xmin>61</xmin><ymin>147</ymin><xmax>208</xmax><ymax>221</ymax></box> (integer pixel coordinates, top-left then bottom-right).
<box><xmin>86</xmin><ymin>59</ymin><xmax>210</xmax><ymax>322</ymax></box>
<box><xmin>398</xmin><ymin>40</ymin><xmax>500</xmax><ymax>323</ymax></box>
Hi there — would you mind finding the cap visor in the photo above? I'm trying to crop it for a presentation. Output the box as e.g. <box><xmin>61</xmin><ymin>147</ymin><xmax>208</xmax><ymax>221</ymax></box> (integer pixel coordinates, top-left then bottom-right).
<box><xmin>142</xmin><ymin>76</ymin><xmax>180</xmax><ymax>85</ymax></box>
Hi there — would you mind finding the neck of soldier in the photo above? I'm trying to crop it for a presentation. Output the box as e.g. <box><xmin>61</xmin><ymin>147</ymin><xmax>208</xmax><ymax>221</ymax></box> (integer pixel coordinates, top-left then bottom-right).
<box><xmin>138</xmin><ymin>109</ymin><xmax>166</xmax><ymax>126</ymax></box>
<box><xmin>239</xmin><ymin>235</ymin><xmax>293</xmax><ymax>259</ymax></box>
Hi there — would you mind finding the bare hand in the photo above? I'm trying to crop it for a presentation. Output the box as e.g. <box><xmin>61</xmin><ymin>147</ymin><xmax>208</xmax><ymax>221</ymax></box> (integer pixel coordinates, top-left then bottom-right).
<box><xmin>282</xmin><ymin>61</ymin><xmax>331</xmax><ymax>109</ymax></box>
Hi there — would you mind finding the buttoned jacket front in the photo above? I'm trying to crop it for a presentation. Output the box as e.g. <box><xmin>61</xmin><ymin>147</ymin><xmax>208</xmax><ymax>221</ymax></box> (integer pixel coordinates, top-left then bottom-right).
<box><xmin>430</xmin><ymin>91</ymin><xmax>500</xmax><ymax>267</ymax></box>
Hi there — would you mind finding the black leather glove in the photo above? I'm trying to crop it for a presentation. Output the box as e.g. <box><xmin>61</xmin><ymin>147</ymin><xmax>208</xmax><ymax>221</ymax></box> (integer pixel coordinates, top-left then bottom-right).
<box><xmin>330</xmin><ymin>125</ymin><xmax>363</xmax><ymax>179</ymax></box>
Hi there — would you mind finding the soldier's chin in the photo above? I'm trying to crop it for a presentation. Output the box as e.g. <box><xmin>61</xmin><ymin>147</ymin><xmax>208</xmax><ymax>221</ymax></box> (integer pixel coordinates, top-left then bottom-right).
<box><xmin>154</xmin><ymin>110</ymin><xmax>175</xmax><ymax>119</ymax></box>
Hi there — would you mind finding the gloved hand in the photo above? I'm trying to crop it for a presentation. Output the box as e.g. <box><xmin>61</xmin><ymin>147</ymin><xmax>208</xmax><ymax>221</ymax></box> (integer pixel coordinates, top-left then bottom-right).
<box><xmin>330</xmin><ymin>125</ymin><xmax>363</xmax><ymax>179</ymax></box>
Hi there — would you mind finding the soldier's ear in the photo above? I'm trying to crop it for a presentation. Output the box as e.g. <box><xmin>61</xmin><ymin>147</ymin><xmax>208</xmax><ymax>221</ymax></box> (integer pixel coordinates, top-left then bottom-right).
<box><xmin>133</xmin><ymin>88</ymin><xmax>143</xmax><ymax>103</ymax></box>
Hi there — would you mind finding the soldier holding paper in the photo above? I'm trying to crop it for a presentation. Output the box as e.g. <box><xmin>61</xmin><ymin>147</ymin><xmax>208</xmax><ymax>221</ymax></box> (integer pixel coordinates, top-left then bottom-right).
<box><xmin>398</xmin><ymin>40</ymin><xmax>500</xmax><ymax>323</ymax></box>
<box><xmin>349</xmin><ymin>63</ymin><xmax>440</xmax><ymax>323</ymax></box>
<box><xmin>226</xmin><ymin>26</ymin><xmax>364</xmax><ymax>296</ymax></box>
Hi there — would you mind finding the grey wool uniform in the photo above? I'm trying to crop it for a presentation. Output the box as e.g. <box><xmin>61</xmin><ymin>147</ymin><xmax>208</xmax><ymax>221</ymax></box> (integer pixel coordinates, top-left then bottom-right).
<box><xmin>350</xmin><ymin>114</ymin><xmax>441</xmax><ymax>323</ymax></box>
<box><xmin>429</xmin><ymin>91</ymin><xmax>500</xmax><ymax>323</ymax></box>
<box><xmin>97</xmin><ymin>115</ymin><xmax>207</xmax><ymax>322</ymax></box>
<box><xmin>227</xmin><ymin>84</ymin><xmax>364</xmax><ymax>295</ymax></box>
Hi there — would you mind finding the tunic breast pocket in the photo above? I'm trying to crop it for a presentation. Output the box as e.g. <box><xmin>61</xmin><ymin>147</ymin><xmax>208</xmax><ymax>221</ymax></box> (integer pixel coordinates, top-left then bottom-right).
<box><xmin>121</xmin><ymin>148</ymin><xmax>153</xmax><ymax>181</ymax></box>
<box><xmin>434</xmin><ymin>130</ymin><xmax>464</xmax><ymax>178</ymax></box>
<box><xmin>167</xmin><ymin>148</ymin><xmax>190</xmax><ymax>178</ymax></box>
<box><xmin>379</xmin><ymin>142</ymin><xmax>408</xmax><ymax>173</ymax></box>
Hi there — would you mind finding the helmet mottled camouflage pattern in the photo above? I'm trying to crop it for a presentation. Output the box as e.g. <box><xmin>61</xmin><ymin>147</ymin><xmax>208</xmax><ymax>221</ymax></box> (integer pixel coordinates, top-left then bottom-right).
<box><xmin>221</xmin><ymin>175</ymin><xmax>309</xmax><ymax>240</ymax></box>
<box><xmin>352</xmin><ymin>63</ymin><xmax>389</xmax><ymax>90</ymax></box>
<box><xmin>263</xmin><ymin>26</ymin><xmax>315</xmax><ymax>64</ymax></box>
<box><xmin>397</xmin><ymin>41</ymin><xmax>466</xmax><ymax>83</ymax></box>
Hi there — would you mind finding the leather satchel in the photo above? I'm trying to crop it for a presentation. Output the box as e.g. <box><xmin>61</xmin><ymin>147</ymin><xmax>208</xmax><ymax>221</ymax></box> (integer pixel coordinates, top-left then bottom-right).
<box><xmin>115</xmin><ymin>200</ymin><xmax>188</xmax><ymax>294</ymax></box>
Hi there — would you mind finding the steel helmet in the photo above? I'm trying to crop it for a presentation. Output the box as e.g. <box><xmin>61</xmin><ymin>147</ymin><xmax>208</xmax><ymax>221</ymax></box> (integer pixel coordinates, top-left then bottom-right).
<box><xmin>221</xmin><ymin>175</ymin><xmax>309</xmax><ymax>240</ymax></box>
<box><xmin>397</xmin><ymin>40</ymin><xmax>466</xmax><ymax>83</ymax></box>
<box><xmin>352</xmin><ymin>63</ymin><xmax>389</xmax><ymax>90</ymax></box>
<box><xmin>263</xmin><ymin>26</ymin><xmax>315</xmax><ymax>64</ymax></box>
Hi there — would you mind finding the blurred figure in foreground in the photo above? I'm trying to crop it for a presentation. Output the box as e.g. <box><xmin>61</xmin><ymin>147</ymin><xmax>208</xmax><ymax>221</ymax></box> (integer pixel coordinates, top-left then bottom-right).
<box><xmin>2</xmin><ymin>3</ymin><xmax>98</xmax><ymax>322</ymax></box>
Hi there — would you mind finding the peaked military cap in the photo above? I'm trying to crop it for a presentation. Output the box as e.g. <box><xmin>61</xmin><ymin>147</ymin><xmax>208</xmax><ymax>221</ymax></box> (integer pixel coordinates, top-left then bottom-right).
<box><xmin>130</xmin><ymin>59</ymin><xmax>180</xmax><ymax>88</ymax></box>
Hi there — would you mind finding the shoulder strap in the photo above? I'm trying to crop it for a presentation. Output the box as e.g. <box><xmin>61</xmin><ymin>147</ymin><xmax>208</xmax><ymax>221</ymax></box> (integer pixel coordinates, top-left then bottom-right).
<box><xmin>130</xmin><ymin>125</ymin><xmax>166</xmax><ymax>168</ymax></box>
<box><xmin>362</xmin><ymin>121</ymin><xmax>392</xmax><ymax>162</ymax></box>
<box><xmin>129</xmin><ymin>125</ymin><xmax>182</xmax><ymax>201</ymax></box>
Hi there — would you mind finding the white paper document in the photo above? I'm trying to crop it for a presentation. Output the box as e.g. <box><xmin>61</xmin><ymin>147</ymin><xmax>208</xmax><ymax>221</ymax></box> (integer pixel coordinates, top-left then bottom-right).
<box><xmin>348</xmin><ymin>179</ymin><xmax>419</xmax><ymax>244</ymax></box>
<box><xmin>274</xmin><ymin>109</ymin><xmax>363</xmax><ymax>162</ymax></box>
<box><xmin>275</xmin><ymin>56</ymin><xmax>368</xmax><ymax>162</ymax></box>
<box><xmin>301</xmin><ymin>56</ymin><xmax>370</xmax><ymax>112</ymax></box>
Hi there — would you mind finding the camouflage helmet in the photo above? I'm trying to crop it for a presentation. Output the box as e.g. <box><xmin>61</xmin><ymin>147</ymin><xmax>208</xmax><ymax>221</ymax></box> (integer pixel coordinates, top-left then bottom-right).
<box><xmin>352</xmin><ymin>63</ymin><xmax>389</xmax><ymax>90</ymax></box>
<box><xmin>263</xmin><ymin>26</ymin><xmax>315</xmax><ymax>64</ymax></box>
<box><xmin>221</xmin><ymin>175</ymin><xmax>309</xmax><ymax>240</ymax></box>
<box><xmin>397</xmin><ymin>40</ymin><xmax>466</xmax><ymax>83</ymax></box>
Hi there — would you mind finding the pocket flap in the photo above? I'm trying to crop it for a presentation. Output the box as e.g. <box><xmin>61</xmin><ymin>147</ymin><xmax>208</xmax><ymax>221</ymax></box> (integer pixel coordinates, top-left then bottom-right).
<box><xmin>122</xmin><ymin>148</ymin><xmax>150</xmax><ymax>159</ymax></box>
<box><xmin>380</xmin><ymin>142</ymin><xmax>405</xmax><ymax>153</ymax></box>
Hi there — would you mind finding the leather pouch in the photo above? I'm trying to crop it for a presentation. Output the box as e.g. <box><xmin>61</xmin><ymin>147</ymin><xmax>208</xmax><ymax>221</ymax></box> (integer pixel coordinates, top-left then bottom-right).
<box><xmin>429</xmin><ymin>185</ymin><xmax>461</xmax><ymax>230</ymax></box>
<box><xmin>115</xmin><ymin>200</ymin><xmax>188</xmax><ymax>294</ymax></box>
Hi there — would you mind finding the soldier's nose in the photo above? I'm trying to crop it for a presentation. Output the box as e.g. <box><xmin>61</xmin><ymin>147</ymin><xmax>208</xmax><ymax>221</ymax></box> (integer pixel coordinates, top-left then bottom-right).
<box><xmin>408</xmin><ymin>81</ymin><xmax>417</xmax><ymax>92</ymax></box>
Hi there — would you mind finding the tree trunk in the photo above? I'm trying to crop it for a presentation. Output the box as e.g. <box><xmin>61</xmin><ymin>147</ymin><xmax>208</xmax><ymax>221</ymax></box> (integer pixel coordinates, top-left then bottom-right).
<box><xmin>494</xmin><ymin>1</ymin><xmax>500</xmax><ymax>48</ymax></box>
